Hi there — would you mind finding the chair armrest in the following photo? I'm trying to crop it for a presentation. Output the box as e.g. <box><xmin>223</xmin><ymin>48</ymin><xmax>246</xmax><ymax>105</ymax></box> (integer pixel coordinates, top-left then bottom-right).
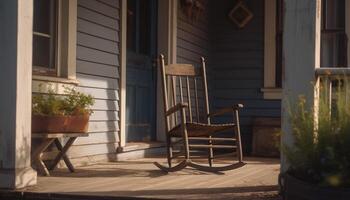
<box><xmin>208</xmin><ymin>104</ymin><xmax>244</xmax><ymax>118</ymax></box>
<box><xmin>166</xmin><ymin>103</ymin><xmax>188</xmax><ymax>116</ymax></box>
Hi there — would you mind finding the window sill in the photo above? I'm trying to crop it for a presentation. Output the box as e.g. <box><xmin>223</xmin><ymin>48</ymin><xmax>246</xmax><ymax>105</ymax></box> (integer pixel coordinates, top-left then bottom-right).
<box><xmin>261</xmin><ymin>88</ymin><xmax>282</xmax><ymax>100</ymax></box>
<box><xmin>33</xmin><ymin>75</ymin><xmax>79</xmax><ymax>85</ymax></box>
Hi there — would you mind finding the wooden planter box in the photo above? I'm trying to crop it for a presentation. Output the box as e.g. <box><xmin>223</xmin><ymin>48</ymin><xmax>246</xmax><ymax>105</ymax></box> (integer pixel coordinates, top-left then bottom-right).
<box><xmin>252</xmin><ymin>117</ymin><xmax>280</xmax><ymax>157</ymax></box>
<box><xmin>32</xmin><ymin>114</ymin><xmax>89</xmax><ymax>133</ymax></box>
<box><xmin>282</xmin><ymin>173</ymin><xmax>350</xmax><ymax>200</ymax></box>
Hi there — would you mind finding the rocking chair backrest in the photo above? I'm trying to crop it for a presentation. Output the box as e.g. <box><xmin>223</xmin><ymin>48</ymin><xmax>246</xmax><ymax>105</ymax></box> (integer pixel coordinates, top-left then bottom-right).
<box><xmin>159</xmin><ymin>54</ymin><xmax>210</xmax><ymax>132</ymax></box>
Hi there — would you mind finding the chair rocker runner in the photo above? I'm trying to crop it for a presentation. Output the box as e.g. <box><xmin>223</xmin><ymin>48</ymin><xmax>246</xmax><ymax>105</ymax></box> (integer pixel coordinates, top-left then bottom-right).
<box><xmin>154</xmin><ymin>54</ymin><xmax>245</xmax><ymax>172</ymax></box>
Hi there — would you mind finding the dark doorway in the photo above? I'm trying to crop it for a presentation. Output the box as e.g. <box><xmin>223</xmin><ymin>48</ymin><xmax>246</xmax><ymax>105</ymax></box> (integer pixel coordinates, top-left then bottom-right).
<box><xmin>126</xmin><ymin>0</ymin><xmax>158</xmax><ymax>142</ymax></box>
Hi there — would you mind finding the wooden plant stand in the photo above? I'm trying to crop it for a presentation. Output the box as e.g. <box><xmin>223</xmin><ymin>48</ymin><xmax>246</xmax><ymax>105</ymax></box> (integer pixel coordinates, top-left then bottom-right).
<box><xmin>31</xmin><ymin>133</ymin><xmax>88</xmax><ymax>176</ymax></box>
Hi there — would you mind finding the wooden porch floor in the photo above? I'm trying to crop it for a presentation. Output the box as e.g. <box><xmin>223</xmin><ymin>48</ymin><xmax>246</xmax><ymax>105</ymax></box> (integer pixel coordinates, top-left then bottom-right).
<box><xmin>23</xmin><ymin>157</ymin><xmax>281</xmax><ymax>200</ymax></box>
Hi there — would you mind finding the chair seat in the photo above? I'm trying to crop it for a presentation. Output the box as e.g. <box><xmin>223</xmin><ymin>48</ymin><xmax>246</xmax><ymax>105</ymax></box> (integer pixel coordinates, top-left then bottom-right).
<box><xmin>169</xmin><ymin>122</ymin><xmax>236</xmax><ymax>137</ymax></box>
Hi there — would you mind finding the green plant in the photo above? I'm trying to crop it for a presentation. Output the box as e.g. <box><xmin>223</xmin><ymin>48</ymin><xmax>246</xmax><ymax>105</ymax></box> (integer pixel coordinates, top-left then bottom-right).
<box><xmin>32</xmin><ymin>85</ymin><xmax>94</xmax><ymax>116</ymax></box>
<box><xmin>284</xmin><ymin>79</ymin><xmax>350</xmax><ymax>188</ymax></box>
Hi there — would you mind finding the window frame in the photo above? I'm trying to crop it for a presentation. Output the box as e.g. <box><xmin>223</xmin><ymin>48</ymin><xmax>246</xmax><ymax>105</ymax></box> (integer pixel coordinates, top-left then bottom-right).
<box><xmin>321</xmin><ymin>0</ymin><xmax>347</xmax><ymax>68</ymax></box>
<box><xmin>32</xmin><ymin>0</ymin><xmax>77</xmax><ymax>81</ymax></box>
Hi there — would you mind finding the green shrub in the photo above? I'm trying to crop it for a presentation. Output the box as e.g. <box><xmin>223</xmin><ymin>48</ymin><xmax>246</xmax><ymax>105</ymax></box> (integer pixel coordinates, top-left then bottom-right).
<box><xmin>284</xmin><ymin>79</ymin><xmax>350</xmax><ymax>188</ymax></box>
<box><xmin>32</xmin><ymin>85</ymin><xmax>94</xmax><ymax>116</ymax></box>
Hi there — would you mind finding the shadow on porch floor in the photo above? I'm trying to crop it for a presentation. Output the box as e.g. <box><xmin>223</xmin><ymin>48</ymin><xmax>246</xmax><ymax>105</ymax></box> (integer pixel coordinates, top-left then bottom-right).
<box><xmin>21</xmin><ymin>157</ymin><xmax>281</xmax><ymax>199</ymax></box>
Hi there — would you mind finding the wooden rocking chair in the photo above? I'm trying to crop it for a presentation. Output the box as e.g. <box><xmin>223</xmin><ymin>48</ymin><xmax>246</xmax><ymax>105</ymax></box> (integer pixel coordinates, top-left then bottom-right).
<box><xmin>154</xmin><ymin>54</ymin><xmax>245</xmax><ymax>172</ymax></box>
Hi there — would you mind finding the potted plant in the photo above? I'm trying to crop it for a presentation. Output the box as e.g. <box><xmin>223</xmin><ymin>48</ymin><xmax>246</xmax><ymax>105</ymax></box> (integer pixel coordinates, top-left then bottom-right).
<box><xmin>281</xmin><ymin>82</ymin><xmax>350</xmax><ymax>199</ymax></box>
<box><xmin>32</xmin><ymin>86</ymin><xmax>94</xmax><ymax>133</ymax></box>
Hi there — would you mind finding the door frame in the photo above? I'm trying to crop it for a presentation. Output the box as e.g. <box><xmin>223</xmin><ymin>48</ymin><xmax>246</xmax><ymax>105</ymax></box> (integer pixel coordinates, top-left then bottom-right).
<box><xmin>119</xmin><ymin>0</ymin><xmax>177</xmax><ymax>147</ymax></box>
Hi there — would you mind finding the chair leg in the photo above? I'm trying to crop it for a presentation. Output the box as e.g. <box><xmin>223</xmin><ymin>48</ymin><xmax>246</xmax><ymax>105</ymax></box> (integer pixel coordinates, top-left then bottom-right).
<box><xmin>234</xmin><ymin>110</ymin><xmax>243</xmax><ymax>162</ymax></box>
<box><xmin>208</xmin><ymin>136</ymin><xmax>213</xmax><ymax>167</ymax></box>
<box><xmin>235</xmin><ymin>127</ymin><xmax>243</xmax><ymax>162</ymax></box>
<box><xmin>166</xmin><ymin>136</ymin><xmax>173</xmax><ymax>168</ymax></box>
<box><xmin>180</xmin><ymin>108</ymin><xmax>190</xmax><ymax>160</ymax></box>
<box><xmin>183</xmin><ymin>133</ymin><xmax>190</xmax><ymax>160</ymax></box>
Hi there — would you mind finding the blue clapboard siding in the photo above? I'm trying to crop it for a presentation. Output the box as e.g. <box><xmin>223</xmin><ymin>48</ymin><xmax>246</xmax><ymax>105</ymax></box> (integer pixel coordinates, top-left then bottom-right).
<box><xmin>176</xmin><ymin>0</ymin><xmax>211</xmax><ymax>122</ymax></box>
<box><xmin>177</xmin><ymin>0</ymin><xmax>210</xmax><ymax>66</ymax></box>
<box><xmin>71</xmin><ymin>0</ymin><xmax>120</xmax><ymax>162</ymax></box>
<box><xmin>209</xmin><ymin>0</ymin><xmax>281</xmax><ymax>153</ymax></box>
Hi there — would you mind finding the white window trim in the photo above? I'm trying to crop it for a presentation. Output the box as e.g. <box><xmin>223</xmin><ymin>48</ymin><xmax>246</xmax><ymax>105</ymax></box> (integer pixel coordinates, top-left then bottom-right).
<box><xmin>262</xmin><ymin>0</ymin><xmax>281</xmax><ymax>100</ymax></box>
<box><xmin>33</xmin><ymin>0</ymin><xmax>77</xmax><ymax>82</ymax></box>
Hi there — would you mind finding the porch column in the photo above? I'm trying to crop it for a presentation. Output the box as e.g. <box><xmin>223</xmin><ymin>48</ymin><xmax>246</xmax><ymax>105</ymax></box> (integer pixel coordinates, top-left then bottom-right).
<box><xmin>281</xmin><ymin>0</ymin><xmax>321</xmax><ymax>172</ymax></box>
<box><xmin>0</xmin><ymin>0</ymin><xmax>37</xmax><ymax>188</ymax></box>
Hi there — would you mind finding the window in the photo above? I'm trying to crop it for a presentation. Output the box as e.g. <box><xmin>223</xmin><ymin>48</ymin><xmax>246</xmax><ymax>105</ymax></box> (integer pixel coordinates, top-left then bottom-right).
<box><xmin>321</xmin><ymin>0</ymin><xmax>347</xmax><ymax>67</ymax></box>
<box><xmin>32</xmin><ymin>0</ymin><xmax>77</xmax><ymax>80</ymax></box>
<box><xmin>33</xmin><ymin>0</ymin><xmax>58</xmax><ymax>76</ymax></box>
<box><xmin>263</xmin><ymin>0</ymin><xmax>350</xmax><ymax>99</ymax></box>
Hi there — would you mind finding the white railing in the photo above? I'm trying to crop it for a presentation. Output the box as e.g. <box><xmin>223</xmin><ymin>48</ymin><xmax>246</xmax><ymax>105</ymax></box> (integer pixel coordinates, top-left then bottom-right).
<box><xmin>315</xmin><ymin>68</ymin><xmax>350</xmax><ymax>113</ymax></box>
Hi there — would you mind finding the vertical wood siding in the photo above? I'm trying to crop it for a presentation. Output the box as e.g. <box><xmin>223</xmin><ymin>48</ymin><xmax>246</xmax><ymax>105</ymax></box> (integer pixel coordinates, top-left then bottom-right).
<box><xmin>70</xmin><ymin>0</ymin><xmax>120</xmax><ymax>162</ymax></box>
<box><xmin>209</xmin><ymin>0</ymin><xmax>281</xmax><ymax>153</ymax></box>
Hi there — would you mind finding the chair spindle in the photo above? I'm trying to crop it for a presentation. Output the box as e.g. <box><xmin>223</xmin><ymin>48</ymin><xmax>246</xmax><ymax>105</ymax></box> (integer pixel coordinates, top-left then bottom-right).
<box><xmin>186</xmin><ymin>77</ymin><xmax>193</xmax><ymax>122</ymax></box>
<box><xmin>194</xmin><ymin>78</ymin><xmax>200</xmax><ymax>123</ymax></box>
<box><xmin>171</xmin><ymin>76</ymin><xmax>178</xmax><ymax>125</ymax></box>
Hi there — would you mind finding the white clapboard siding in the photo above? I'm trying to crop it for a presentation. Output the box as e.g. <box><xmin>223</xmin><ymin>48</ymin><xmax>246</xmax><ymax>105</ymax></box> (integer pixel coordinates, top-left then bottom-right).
<box><xmin>64</xmin><ymin>0</ymin><xmax>121</xmax><ymax>161</ymax></box>
<box><xmin>77</xmin><ymin>46</ymin><xmax>120</xmax><ymax>66</ymax></box>
<box><xmin>68</xmin><ymin>142</ymin><xmax>119</xmax><ymax>158</ymax></box>
<box><xmin>77</xmin><ymin>32</ymin><xmax>119</xmax><ymax>54</ymax></box>
<box><xmin>89</xmin><ymin>110</ymin><xmax>119</xmax><ymax>121</ymax></box>
<box><xmin>77</xmin><ymin>73</ymin><xmax>119</xmax><ymax>89</ymax></box>
<box><xmin>79</xmin><ymin>0</ymin><xmax>120</xmax><ymax>19</ymax></box>
<box><xmin>78</xmin><ymin>6</ymin><xmax>119</xmax><ymax>30</ymax></box>
<box><xmin>76</xmin><ymin>60</ymin><xmax>120</xmax><ymax>78</ymax></box>
<box><xmin>74</xmin><ymin>132</ymin><xmax>119</xmax><ymax>145</ymax></box>
<box><xmin>92</xmin><ymin>99</ymin><xmax>119</xmax><ymax>111</ymax></box>
<box><xmin>88</xmin><ymin>121</ymin><xmax>119</xmax><ymax>133</ymax></box>
<box><xmin>78</xmin><ymin>87</ymin><xmax>119</xmax><ymax>100</ymax></box>
<box><xmin>42</xmin><ymin>142</ymin><xmax>119</xmax><ymax>160</ymax></box>
<box><xmin>77</xmin><ymin>19</ymin><xmax>119</xmax><ymax>42</ymax></box>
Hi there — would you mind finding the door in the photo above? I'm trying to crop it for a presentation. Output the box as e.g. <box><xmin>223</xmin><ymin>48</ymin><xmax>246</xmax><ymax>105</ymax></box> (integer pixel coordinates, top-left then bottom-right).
<box><xmin>126</xmin><ymin>0</ymin><xmax>157</xmax><ymax>142</ymax></box>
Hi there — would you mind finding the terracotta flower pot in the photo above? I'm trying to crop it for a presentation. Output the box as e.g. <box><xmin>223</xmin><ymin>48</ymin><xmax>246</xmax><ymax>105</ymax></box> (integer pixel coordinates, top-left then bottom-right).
<box><xmin>32</xmin><ymin>114</ymin><xmax>90</xmax><ymax>133</ymax></box>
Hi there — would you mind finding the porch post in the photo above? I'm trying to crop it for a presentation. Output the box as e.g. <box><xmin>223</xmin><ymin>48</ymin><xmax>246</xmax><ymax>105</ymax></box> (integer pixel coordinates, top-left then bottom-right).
<box><xmin>281</xmin><ymin>0</ymin><xmax>321</xmax><ymax>172</ymax></box>
<box><xmin>0</xmin><ymin>0</ymin><xmax>37</xmax><ymax>188</ymax></box>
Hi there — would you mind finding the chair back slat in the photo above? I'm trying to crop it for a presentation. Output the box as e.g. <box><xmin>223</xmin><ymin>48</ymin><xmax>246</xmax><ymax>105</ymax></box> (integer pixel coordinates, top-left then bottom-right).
<box><xmin>186</xmin><ymin>77</ymin><xmax>193</xmax><ymax>122</ymax></box>
<box><xmin>194</xmin><ymin>78</ymin><xmax>200</xmax><ymax>123</ymax></box>
<box><xmin>165</xmin><ymin>64</ymin><xmax>201</xmax><ymax>76</ymax></box>
<box><xmin>179</xmin><ymin>77</ymin><xmax>184</xmax><ymax>103</ymax></box>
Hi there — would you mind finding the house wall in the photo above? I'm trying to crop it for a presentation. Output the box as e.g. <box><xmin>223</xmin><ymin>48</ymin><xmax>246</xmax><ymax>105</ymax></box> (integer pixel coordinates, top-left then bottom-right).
<box><xmin>176</xmin><ymin>0</ymin><xmax>210</xmax><ymax>121</ymax></box>
<box><xmin>175</xmin><ymin>1</ymin><xmax>281</xmax><ymax>154</ymax></box>
<box><xmin>177</xmin><ymin>0</ymin><xmax>210</xmax><ymax>66</ymax></box>
<box><xmin>209</xmin><ymin>0</ymin><xmax>281</xmax><ymax>153</ymax></box>
<box><xmin>35</xmin><ymin>0</ymin><xmax>121</xmax><ymax>166</ymax></box>
<box><xmin>35</xmin><ymin>0</ymin><xmax>280</xmax><ymax>165</ymax></box>
<box><xmin>70</xmin><ymin>0</ymin><xmax>121</xmax><ymax>164</ymax></box>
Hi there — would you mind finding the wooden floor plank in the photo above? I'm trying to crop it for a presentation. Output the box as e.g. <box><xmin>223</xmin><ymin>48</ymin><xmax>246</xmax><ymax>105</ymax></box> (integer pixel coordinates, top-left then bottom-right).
<box><xmin>24</xmin><ymin>156</ymin><xmax>281</xmax><ymax>200</ymax></box>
